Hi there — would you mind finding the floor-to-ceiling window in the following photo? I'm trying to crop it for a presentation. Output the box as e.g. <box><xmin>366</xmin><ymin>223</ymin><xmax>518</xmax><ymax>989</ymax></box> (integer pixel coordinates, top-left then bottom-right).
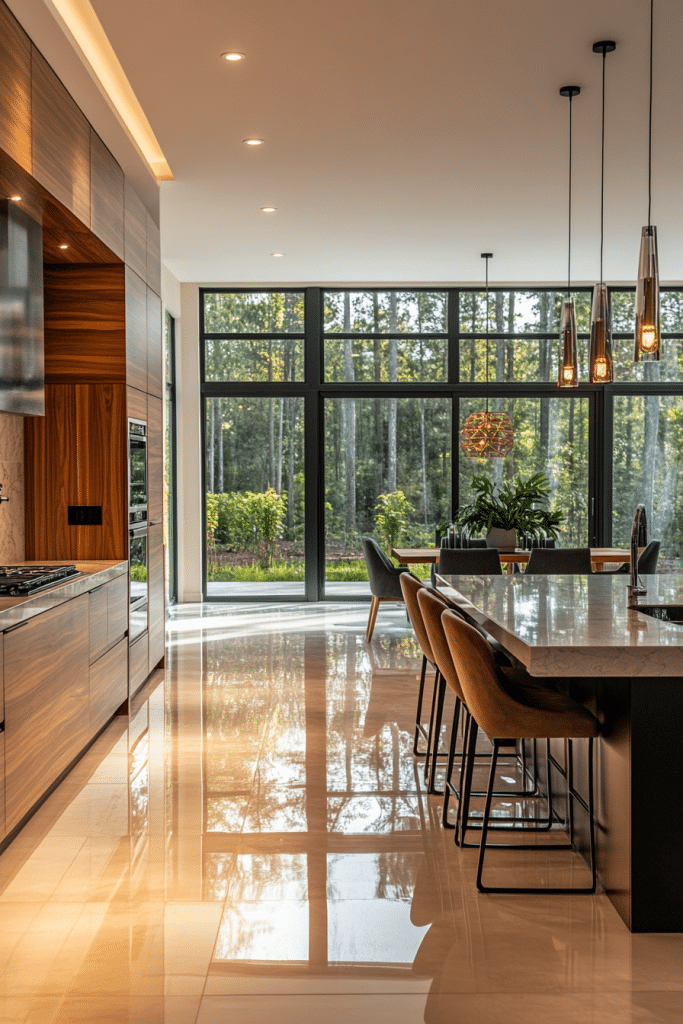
<box><xmin>164</xmin><ymin>311</ymin><xmax>178</xmax><ymax>604</ymax></box>
<box><xmin>198</xmin><ymin>285</ymin><xmax>683</xmax><ymax>600</ymax></box>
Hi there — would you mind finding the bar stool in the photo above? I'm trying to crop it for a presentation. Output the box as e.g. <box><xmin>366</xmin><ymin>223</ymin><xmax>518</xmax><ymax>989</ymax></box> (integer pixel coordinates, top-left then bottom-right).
<box><xmin>400</xmin><ymin>573</ymin><xmax>447</xmax><ymax>763</ymax></box>
<box><xmin>441</xmin><ymin>608</ymin><xmax>599</xmax><ymax>894</ymax></box>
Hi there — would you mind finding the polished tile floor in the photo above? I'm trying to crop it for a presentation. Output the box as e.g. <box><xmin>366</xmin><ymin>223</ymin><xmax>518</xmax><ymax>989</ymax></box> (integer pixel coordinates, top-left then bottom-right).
<box><xmin>0</xmin><ymin>601</ymin><xmax>682</xmax><ymax>1023</ymax></box>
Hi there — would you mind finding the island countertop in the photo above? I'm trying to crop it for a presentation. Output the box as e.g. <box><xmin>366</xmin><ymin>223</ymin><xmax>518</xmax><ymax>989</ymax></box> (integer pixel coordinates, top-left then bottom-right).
<box><xmin>436</xmin><ymin>571</ymin><xmax>683</xmax><ymax>677</ymax></box>
<box><xmin>0</xmin><ymin>561</ymin><xmax>128</xmax><ymax>631</ymax></box>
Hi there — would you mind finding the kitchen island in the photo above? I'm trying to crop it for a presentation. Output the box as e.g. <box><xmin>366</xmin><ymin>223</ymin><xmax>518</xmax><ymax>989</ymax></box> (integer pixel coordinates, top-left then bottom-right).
<box><xmin>436</xmin><ymin>571</ymin><xmax>683</xmax><ymax>933</ymax></box>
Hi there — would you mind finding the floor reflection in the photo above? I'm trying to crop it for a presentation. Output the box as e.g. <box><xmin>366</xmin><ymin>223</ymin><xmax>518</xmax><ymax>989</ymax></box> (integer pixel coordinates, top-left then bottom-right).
<box><xmin>0</xmin><ymin>601</ymin><xmax>682</xmax><ymax>1023</ymax></box>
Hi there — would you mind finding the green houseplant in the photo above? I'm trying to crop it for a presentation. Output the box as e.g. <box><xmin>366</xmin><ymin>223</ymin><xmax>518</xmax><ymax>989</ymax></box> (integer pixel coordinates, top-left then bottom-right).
<box><xmin>453</xmin><ymin>472</ymin><xmax>564</xmax><ymax>550</ymax></box>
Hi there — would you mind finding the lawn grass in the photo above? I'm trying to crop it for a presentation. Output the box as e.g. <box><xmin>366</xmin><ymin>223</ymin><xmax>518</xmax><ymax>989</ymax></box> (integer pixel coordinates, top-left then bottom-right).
<box><xmin>206</xmin><ymin>558</ymin><xmax>371</xmax><ymax>583</ymax></box>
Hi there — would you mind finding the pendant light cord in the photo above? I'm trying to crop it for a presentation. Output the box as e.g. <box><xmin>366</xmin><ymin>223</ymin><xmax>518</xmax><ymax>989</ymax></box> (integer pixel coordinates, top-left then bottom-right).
<box><xmin>600</xmin><ymin>50</ymin><xmax>605</xmax><ymax>286</ymax></box>
<box><xmin>568</xmin><ymin>92</ymin><xmax>573</xmax><ymax>297</ymax></box>
<box><xmin>648</xmin><ymin>0</ymin><xmax>653</xmax><ymax>228</ymax></box>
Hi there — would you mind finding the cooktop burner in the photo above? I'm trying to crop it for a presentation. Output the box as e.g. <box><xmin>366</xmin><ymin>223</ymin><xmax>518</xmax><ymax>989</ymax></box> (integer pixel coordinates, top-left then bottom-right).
<box><xmin>0</xmin><ymin>564</ymin><xmax>83</xmax><ymax>596</ymax></box>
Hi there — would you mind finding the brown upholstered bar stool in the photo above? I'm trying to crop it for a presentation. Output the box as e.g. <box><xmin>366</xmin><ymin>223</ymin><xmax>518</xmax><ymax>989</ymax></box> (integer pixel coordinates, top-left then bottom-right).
<box><xmin>441</xmin><ymin>608</ymin><xmax>599</xmax><ymax>894</ymax></box>
<box><xmin>400</xmin><ymin>573</ymin><xmax>447</xmax><ymax>763</ymax></box>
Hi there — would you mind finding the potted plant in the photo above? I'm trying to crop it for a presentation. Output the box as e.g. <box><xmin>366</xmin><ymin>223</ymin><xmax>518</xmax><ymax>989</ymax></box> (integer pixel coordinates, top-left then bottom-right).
<box><xmin>453</xmin><ymin>472</ymin><xmax>564</xmax><ymax>552</ymax></box>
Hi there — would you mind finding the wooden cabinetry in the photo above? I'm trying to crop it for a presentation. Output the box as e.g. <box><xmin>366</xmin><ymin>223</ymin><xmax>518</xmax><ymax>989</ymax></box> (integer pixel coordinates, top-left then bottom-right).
<box><xmin>148</xmin><ymin>523</ymin><xmax>165</xmax><ymax>674</ymax></box>
<box><xmin>25</xmin><ymin>383</ymin><xmax>127</xmax><ymax>561</ymax></box>
<box><xmin>146</xmin><ymin>212</ymin><xmax>161</xmax><ymax>296</ymax></box>
<box><xmin>124</xmin><ymin>178</ymin><xmax>147</xmax><ymax>280</ymax></box>
<box><xmin>147</xmin><ymin>288</ymin><xmax>163</xmax><ymax>398</ymax></box>
<box><xmin>90</xmin><ymin>638</ymin><xmax>127</xmax><ymax>733</ymax></box>
<box><xmin>0</xmin><ymin>4</ymin><xmax>31</xmax><ymax>172</ymax></box>
<box><xmin>4</xmin><ymin>596</ymin><xmax>90</xmax><ymax>834</ymax></box>
<box><xmin>31</xmin><ymin>47</ymin><xmax>90</xmax><ymax>225</ymax></box>
<box><xmin>125</xmin><ymin>267</ymin><xmax>148</xmax><ymax>394</ymax></box>
<box><xmin>90</xmin><ymin>130</ymin><xmax>124</xmax><ymax>260</ymax></box>
<box><xmin>89</xmin><ymin>575</ymin><xmax>128</xmax><ymax>663</ymax></box>
<box><xmin>129</xmin><ymin>632</ymin><xmax>149</xmax><ymax>698</ymax></box>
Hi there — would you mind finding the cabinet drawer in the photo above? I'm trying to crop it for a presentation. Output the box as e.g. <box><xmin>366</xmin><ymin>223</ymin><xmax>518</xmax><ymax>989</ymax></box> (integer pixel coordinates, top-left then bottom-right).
<box><xmin>89</xmin><ymin>584</ymin><xmax>109</xmax><ymax>663</ymax></box>
<box><xmin>107</xmin><ymin>574</ymin><xmax>128</xmax><ymax>645</ymax></box>
<box><xmin>129</xmin><ymin>632</ymin><xmax>148</xmax><ymax>698</ymax></box>
<box><xmin>0</xmin><ymin>730</ymin><xmax>5</xmax><ymax>841</ymax></box>
<box><xmin>4</xmin><ymin>595</ymin><xmax>90</xmax><ymax>834</ymax></box>
<box><xmin>90</xmin><ymin>637</ymin><xmax>128</xmax><ymax>732</ymax></box>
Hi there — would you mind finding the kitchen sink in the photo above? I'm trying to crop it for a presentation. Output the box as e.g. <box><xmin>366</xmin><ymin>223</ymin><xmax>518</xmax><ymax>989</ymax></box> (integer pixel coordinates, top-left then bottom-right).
<box><xmin>632</xmin><ymin>604</ymin><xmax>683</xmax><ymax>623</ymax></box>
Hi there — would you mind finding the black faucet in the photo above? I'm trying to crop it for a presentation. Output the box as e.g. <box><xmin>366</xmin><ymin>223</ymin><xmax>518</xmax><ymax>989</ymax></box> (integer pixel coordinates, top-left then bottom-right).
<box><xmin>628</xmin><ymin>504</ymin><xmax>647</xmax><ymax>600</ymax></box>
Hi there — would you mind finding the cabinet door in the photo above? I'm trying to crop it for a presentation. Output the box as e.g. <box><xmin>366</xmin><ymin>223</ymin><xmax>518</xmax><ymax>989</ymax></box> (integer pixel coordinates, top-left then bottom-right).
<box><xmin>0</xmin><ymin>5</ymin><xmax>31</xmax><ymax>172</ymax></box>
<box><xmin>107</xmin><ymin>574</ymin><xmax>128</xmax><ymax>646</ymax></box>
<box><xmin>146</xmin><ymin>212</ymin><xmax>161</xmax><ymax>296</ymax></box>
<box><xmin>90</xmin><ymin>637</ymin><xmax>127</xmax><ymax>732</ymax></box>
<box><xmin>90</xmin><ymin>130</ymin><xmax>124</xmax><ymax>259</ymax></box>
<box><xmin>89</xmin><ymin>583</ymin><xmax>109</xmax><ymax>664</ymax></box>
<box><xmin>31</xmin><ymin>48</ymin><xmax>90</xmax><ymax>225</ymax></box>
<box><xmin>147</xmin><ymin>288</ymin><xmax>163</xmax><ymax>398</ymax></box>
<box><xmin>125</xmin><ymin>267</ymin><xmax>147</xmax><ymax>393</ymax></box>
<box><xmin>147</xmin><ymin>395</ymin><xmax>163</xmax><ymax>524</ymax></box>
<box><xmin>4</xmin><ymin>596</ymin><xmax>90</xmax><ymax>834</ymax></box>
<box><xmin>129</xmin><ymin>632</ymin><xmax>148</xmax><ymax>699</ymax></box>
<box><xmin>124</xmin><ymin>179</ymin><xmax>147</xmax><ymax>280</ymax></box>
<box><xmin>148</xmin><ymin>523</ymin><xmax>165</xmax><ymax>674</ymax></box>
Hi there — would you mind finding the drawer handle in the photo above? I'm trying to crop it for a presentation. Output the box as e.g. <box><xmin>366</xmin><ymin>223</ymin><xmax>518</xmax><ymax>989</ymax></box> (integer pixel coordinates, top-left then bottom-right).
<box><xmin>89</xmin><ymin>584</ymin><xmax>105</xmax><ymax>594</ymax></box>
<box><xmin>4</xmin><ymin>619</ymin><xmax>29</xmax><ymax>633</ymax></box>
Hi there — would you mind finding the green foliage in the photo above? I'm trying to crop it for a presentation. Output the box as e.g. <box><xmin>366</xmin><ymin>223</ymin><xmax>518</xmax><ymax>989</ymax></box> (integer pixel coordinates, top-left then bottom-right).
<box><xmin>207</xmin><ymin>559</ymin><xmax>305</xmax><ymax>583</ymax></box>
<box><xmin>454</xmin><ymin>472</ymin><xmax>564</xmax><ymax>539</ymax></box>
<box><xmin>206</xmin><ymin>489</ymin><xmax>287</xmax><ymax>568</ymax></box>
<box><xmin>130</xmin><ymin>564</ymin><xmax>147</xmax><ymax>583</ymax></box>
<box><xmin>374</xmin><ymin>490</ymin><xmax>413</xmax><ymax>551</ymax></box>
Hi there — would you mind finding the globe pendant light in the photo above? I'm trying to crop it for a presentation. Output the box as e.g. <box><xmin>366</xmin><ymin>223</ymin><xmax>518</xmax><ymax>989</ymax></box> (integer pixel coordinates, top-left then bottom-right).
<box><xmin>589</xmin><ymin>41</ymin><xmax>616</xmax><ymax>383</ymax></box>
<box><xmin>461</xmin><ymin>253</ymin><xmax>514</xmax><ymax>459</ymax></box>
<box><xmin>558</xmin><ymin>85</ymin><xmax>580</xmax><ymax>388</ymax></box>
<box><xmin>635</xmin><ymin>0</ymin><xmax>660</xmax><ymax>362</ymax></box>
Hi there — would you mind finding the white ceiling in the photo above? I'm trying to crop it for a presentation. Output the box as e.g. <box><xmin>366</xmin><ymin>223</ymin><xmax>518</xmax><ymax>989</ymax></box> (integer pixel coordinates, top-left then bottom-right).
<box><xmin>63</xmin><ymin>1</ymin><xmax>683</xmax><ymax>282</ymax></box>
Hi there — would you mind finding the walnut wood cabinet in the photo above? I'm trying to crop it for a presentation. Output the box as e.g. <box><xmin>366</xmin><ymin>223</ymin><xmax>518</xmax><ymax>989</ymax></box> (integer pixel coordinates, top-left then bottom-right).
<box><xmin>148</xmin><ymin>523</ymin><xmax>164</xmax><ymax>674</ymax></box>
<box><xmin>0</xmin><ymin>3</ymin><xmax>31</xmax><ymax>172</ymax></box>
<box><xmin>4</xmin><ymin>595</ymin><xmax>90</xmax><ymax>834</ymax></box>
<box><xmin>90</xmin><ymin>130</ymin><xmax>124</xmax><ymax>260</ymax></box>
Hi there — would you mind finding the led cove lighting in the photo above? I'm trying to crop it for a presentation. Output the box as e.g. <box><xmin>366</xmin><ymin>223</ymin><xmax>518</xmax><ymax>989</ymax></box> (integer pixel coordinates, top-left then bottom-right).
<box><xmin>42</xmin><ymin>0</ymin><xmax>173</xmax><ymax>182</ymax></box>
<box><xmin>222</xmin><ymin>52</ymin><xmax>245</xmax><ymax>61</ymax></box>
<box><xmin>244</xmin><ymin>138</ymin><xmax>264</xmax><ymax>146</ymax></box>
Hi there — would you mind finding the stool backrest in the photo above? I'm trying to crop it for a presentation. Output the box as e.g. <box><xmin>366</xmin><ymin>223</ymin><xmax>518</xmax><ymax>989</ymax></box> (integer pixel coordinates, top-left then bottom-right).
<box><xmin>417</xmin><ymin>589</ymin><xmax>465</xmax><ymax>701</ymax></box>
<box><xmin>400</xmin><ymin>573</ymin><xmax>434</xmax><ymax>663</ymax></box>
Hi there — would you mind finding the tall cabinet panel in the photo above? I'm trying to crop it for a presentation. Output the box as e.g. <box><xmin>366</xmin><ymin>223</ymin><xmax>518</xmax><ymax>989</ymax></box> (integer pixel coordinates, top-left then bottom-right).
<box><xmin>125</xmin><ymin>267</ymin><xmax>148</xmax><ymax>393</ymax></box>
<box><xmin>31</xmin><ymin>48</ymin><xmax>90</xmax><ymax>224</ymax></box>
<box><xmin>148</xmin><ymin>523</ymin><xmax>164</xmax><ymax>673</ymax></box>
<box><xmin>124</xmin><ymin>179</ymin><xmax>147</xmax><ymax>280</ymax></box>
<box><xmin>147</xmin><ymin>289</ymin><xmax>163</xmax><ymax>398</ymax></box>
<box><xmin>0</xmin><ymin>5</ymin><xmax>31</xmax><ymax>172</ymax></box>
<box><xmin>148</xmin><ymin>396</ymin><xmax>163</xmax><ymax>524</ymax></box>
<box><xmin>90</xmin><ymin>130</ymin><xmax>124</xmax><ymax>260</ymax></box>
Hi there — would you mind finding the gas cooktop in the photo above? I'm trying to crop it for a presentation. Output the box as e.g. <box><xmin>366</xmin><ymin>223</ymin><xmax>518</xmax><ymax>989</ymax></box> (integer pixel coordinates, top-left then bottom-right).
<box><xmin>0</xmin><ymin>565</ymin><xmax>83</xmax><ymax>596</ymax></box>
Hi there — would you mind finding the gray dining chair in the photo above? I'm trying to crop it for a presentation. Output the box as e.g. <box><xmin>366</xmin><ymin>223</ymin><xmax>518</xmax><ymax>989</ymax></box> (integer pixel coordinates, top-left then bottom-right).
<box><xmin>361</xmin><ymin>536</ymin><xmax>410</xmax><ymax>641</ymax></box>
<box><xmin>437</xmin><ymin>546</ymin><xmax>503</xmax><ymax>576</ymax></box>
<box><xmin>612</xmin><ymin>539</ymin><xmax>661</xmax><ymax>575</ymax></box>
<box><xmin>526</xmin><ymin>546</ymin><xmax>593</xmax><ymax>574</ymax></box>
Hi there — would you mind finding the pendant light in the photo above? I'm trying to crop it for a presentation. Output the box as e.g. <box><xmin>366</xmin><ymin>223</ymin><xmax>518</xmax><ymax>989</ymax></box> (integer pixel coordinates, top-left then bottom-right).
<box><xmin>635</xmin><ymin>0</ymin><xmax>660</xmax><ymax>362</ymax></box>
<box><xmin>589</xmin><ymin>41</ymin><xmax>616</xmax><ymax>383</ymax></box>
<box><xmin>558</xmin><ymin>85</ymin><xmax>580</xmax><ymax>388</ymax></box>
<box><xmin>461</xmin><ymin>254</ymin><xmax>514</xmax><ymax>459</ymax></box>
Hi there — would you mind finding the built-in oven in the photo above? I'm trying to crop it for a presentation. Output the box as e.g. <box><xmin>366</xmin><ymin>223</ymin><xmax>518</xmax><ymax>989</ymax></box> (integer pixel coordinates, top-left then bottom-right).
<box><xmin>129</xmin><ymin>526</ymin><xmax>148</xmax><ymax>642</ymax></box>
<box><xmin>128</xmin><ymin>419</ymin><xmax>147</xmax><ymax>526</ymax></box>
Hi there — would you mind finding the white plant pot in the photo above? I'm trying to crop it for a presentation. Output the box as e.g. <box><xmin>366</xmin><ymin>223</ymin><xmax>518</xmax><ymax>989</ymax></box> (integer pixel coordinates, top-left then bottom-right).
<box><xmin>486</xmin><ymin>528</ymin><xmax>517</xmax><ymax>553</ymax></box>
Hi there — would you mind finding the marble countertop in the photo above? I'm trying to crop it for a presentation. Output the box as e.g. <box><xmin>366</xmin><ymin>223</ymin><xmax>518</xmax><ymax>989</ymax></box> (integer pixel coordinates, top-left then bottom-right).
<box><xmin>436</xmin><ymin>572</ymin><xmax>683</xmax><ymax>677</ymax></box>
<box><xmin>0</xmin><ymin>560</ymin><xmax>128</xmax><ymax>631</ymax></box>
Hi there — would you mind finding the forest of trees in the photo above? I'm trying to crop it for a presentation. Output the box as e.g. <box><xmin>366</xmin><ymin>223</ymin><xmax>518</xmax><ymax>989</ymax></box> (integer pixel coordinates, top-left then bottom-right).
<box><xmin>202</xmin><ymin>288</ymin><xmax>683</xmax><ymax>585</ymax></box>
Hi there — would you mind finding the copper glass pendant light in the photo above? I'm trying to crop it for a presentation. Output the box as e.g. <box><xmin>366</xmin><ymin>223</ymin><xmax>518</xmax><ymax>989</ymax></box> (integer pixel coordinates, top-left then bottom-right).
<box><xmin>589</xmin><ymin>41</ymin><xmax>616</xmax><ymax>383</ymax></box>
<box><xmin>635</xmin><ymin>0</ymin><xmax>660</xmax><ymax>362</ymax></box>
<box><xmin>462</xmin><ymin>254</ymin><xmax>514</xmax><ymax>459</ymax></box>
<box><xmin>558</xmin><ymin>85</ymin><xmax>580</xmax><ymax>388</ymax></box>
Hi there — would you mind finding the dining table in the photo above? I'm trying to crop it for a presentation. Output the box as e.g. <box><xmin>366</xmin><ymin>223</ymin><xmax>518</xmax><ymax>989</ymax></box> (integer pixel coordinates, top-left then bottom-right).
<box><xmin>391</xmin><ymin>546</ymin><xmax>634</xmax><ymax>573</ymax></box>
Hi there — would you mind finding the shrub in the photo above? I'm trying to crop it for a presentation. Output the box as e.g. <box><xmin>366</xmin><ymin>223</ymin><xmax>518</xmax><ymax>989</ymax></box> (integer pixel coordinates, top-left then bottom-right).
<box><xmin>374</xmin><ymin>490</ymin><xmax>414</xmax><ymax>551</ymax></box>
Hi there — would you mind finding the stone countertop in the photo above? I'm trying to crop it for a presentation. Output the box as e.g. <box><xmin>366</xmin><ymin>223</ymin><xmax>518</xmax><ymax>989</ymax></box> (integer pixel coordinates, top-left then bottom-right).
<box><xmin>0</xmin><ymin>561</ymin><xmax>128</xmax><ymax>631</ymax></box>
<box><xmin>436</xmin><ymin>571</ymin><xmax>683</xmax><ymax>677</ymax></box>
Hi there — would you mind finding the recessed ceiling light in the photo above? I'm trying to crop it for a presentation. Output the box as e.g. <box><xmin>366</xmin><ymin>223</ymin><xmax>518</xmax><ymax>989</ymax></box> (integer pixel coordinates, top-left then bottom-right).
<box><xmin>261</xmin><ymin>207</ymin><xmax>277</xmax><ymax>212</ymax></box>
<box><xmin>243</xmin><ymin>138</ymin><xmax>264</xmax><ymax>146</ymax></box>
<box><xmin>221</xmin><ymin>52</ymin><xmax>245</xmax><ymax>61</ymax></box>
<box><xmin>9</xmin><ymin>195</ymin><xmax>21</xmax><ymax>202</ymax></box>
<box><xmin>271</xmin><ymin>252</ymin><xmax>285</xmax><ymax>257</ymax></box>
<box><xmin>59</xmin><ymin>244</ymin><xmax>69</xmax><ymax>249</ymax></box>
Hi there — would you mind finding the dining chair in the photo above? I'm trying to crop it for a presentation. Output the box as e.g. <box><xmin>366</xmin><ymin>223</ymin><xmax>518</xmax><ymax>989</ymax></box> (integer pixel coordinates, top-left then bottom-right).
<box><xmin>612</xmin><ymin>539</ymin><xmax>661</xmax><ymax>575</ymax></box>
<box><xmin>361</xmin><ymin>536</ymin><xmax>410</xmax><ymax>641</ymax></box>
<box><xmin>436</xmin><ymin>546</ymin><xmax>503</xmax><ymax>576</ymax></box>
<box><xmin>525</xmin><ymin>546</ymin><xmax>593</xmax><ymax>574</ymax></box>
<box><xmin>441</xmin><ymin>608</ymin><xmax>598</xmax><ymax>893</ymax></box>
